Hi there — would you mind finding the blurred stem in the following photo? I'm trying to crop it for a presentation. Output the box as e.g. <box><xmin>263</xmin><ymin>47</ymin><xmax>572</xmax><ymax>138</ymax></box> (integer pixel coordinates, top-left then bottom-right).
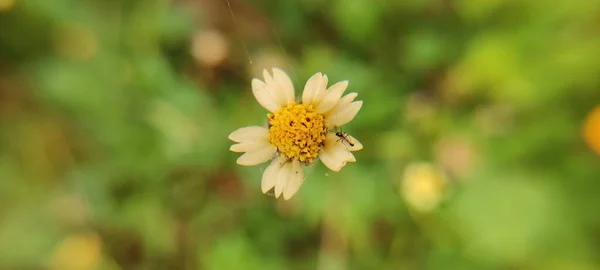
<box><xmin>175</xmin><ymin>215</ymin><xmax>194</xmax><ymax>270</ymax></box>
<box><xmin>317</xmin><ymin>184</ymin><xmax>348</xmax><ymax>270</ymax></box>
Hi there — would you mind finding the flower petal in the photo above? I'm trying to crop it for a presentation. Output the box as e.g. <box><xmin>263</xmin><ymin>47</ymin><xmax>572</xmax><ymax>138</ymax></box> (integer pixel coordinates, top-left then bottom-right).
<box><xmin>228</xmin><ymin>126</ymin><xmax>269</xmax><ymax>143</ymax></box>
<box><xmin>301</xmin><ymin>72</ymin><xmax>328</xmax><ymax>105</ymax></box>
<box><xmin>229</xmin><ymin>139</ymin><xmax>272</xmax><ymax>153</ymax></box>
<box><xmin>319</xmin><ymin>148</ymin><xmax>354</xmax><ymax>172</ymax></box>
<box><xmin>274</xmin><ymin>160</ymin><xmax>293</xmax><ymax>198</ymax></box>
<box><xmin>319</xmin><ymin>133</ymin><xmax>356</xmax><ymax>172</ymax></box>
<box><xmin>328</xmin><ymin>132</ymin><xmax>357</xmax><ymax>162</ymax></box>
<box><xmin>314</xmin><ymin>74</ymin><xmax>329</xmax><ymax>104</ymax></box>
<box><xmin>327</xmin><ymin>101</ymin><xmax>363</xmax><ymax>127</ymax></box>
<box><xmin>263</xmin><ymin>69</ymin><xmax>289</xmax><ymax>107</ymax></box>
<box><xmin>345</xmin><ymin>134</ymin><xmax>363</xmax><ymax>151</ymax></box>
<box><xmin>283</xmin><ymin>160</ymin><xmax>304</xmax><ymax>200</ymax></box>
<box><xmin>229</xmin><ymin>143</ymin><xmax>250</xmax><ymax>152</ymax></box>
<box><xmin>325</xmin><ymin>92</ymin><xmax>358</xmax><ymax>117</ymax></box>
<box><xmin>272</xmin><ymin>68</ymin><xmax>295</xmax><ymax>103</ymax></box>
<box><xmin>301</xmin><ymin>72</ymin><xmax>321</xmax><ymax>104</ymax></box>
<box><xmin>261</xmin><ymin>156</ymin><xmax>287</xmax><ymax>193</ymax></box>
<box><xmin>236</xmin><ymin>145</ymin><xmax>277</xmax><ymax>166</ymax></box>
<box><xmin>317</xmin><ymin>80</ymin><xmax>349</xmax><ymax>114</ymax></box>
<box><xmin>338</xmin><ymin>92</ymin><xmax>359</xmax><ymax>107</ymax></box>
<box><xmin>252</xmin><ymin>79</ymin><xmax>280</xmax><ymax>112</ymax></box>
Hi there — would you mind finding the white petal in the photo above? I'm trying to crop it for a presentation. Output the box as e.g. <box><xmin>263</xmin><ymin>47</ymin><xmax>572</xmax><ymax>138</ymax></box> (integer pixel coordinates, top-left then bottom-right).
<box><xmin>272</xmin><ymin>68</ymin><xmax>295</xmax><ymax>103</ymax></box>
<box><xmin>319</xmin><ymin>148</ymin><xmax>354</xmax><ymax>172</ymax></box>
<box><xmin>301</xmin><ymin>72</ymin><xmax>321</xmax><ymax>105</ymax></box>
<box><xmin>261</xmin><ymin>156</ymin><xmax>287</xmax><ymax>193</ymax></box>
<box><xmin>274</xmin><ymin>161</ymin><xmax>293</xmax><ymax>198</ymax></box>
<box><xmin>319</xmin><ymin>133</ymin><xmax>356</xmax><ymax>172</ymax></box>
<box><xmin>317</xmin><ymin>80</ymin><xmax>349</xmax><ymax>114</ymax></box>
<box><xmin>230</xmin><ymin>143</ymin><xmax>250</xmax><ymax>152</ymax></box>
<box><xmin>229</xmin><ymin>139</ymin><xmax>271</xmax><ymax>153</ymax></box>
<box><xmin>325</xmin><ymin>92</ymin><xmax>358</xmax><ymax>117</ymax></box>
<box><xmin>252</xmin><ymin>79</ymin><xmax>280</xmax><ymax>112</ymax></box>
<box><xmin>314</xmin><ymin>74</ymin><xmax>329</xmax><ymax>104</ymax></box>
<box><xmin>328</xmin><ymin>133</ymin><xmax>363</xmax><ymax>152</ymax></box>
<box><xmin>345</xmin><ymin>135</ymin><xmax>363</xmax><ymax>151</ymax></box>
<box><xmin>263</xmin><ymin>69</ymin><xmax>288</xmax><ymax>107</ymax></box>
<box><xmin>229</xmin><ymin>126</ymin><xmax>269</xmax><ymax>142</ymax></box>
<box><xmin>283</xmin><ymin>160</ymin><xmax>304</xmax><ymax>200</ymax></box>
<box><xmin>263</xmin><ymin>69</ymin><xmax>275</xmax><ymax>86</ymax></box>
<box><xmin>338</xmin><ymin>92</ymin><xmax>359</xmax><ymax>107</ymax></box>
<box><xmin>236</xmin><ymin>145</ymin><xmax>277</xmax><ymax>166</ymax></box>
<box><xmin>327</xmin><ymin>101</ymin><xmax>363</xmax><ymax>127</ymax></box>
<box><xmin>301</xmin><ymin>73</ymin><xmax>328</xmax><ymax>105</ymax></box>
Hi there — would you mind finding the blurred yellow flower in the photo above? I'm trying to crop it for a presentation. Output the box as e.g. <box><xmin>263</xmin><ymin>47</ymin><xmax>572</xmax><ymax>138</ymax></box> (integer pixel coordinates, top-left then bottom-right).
<box><xmin>0</xmin><ymin>0</ymin><xmax>15</xmax><ymax>12</ymax></box>
<box><xmin>229</xmin><ymin>68</ymin><xmax>363</xmax><ymax>200</ymax></box>
<box><xmin>401</xmin><ymin>162</ymin><xmax>447</xmax><ymax>213</ymax></box>
<box><xmin>49</xmin><ymin>233</ymin><xmax>102</xmax><ymax>270</ymax></box>
<box><xmin>583</xmin><ymin>106</ymin><xmax>600</xmax><ymax>155</ymax></box>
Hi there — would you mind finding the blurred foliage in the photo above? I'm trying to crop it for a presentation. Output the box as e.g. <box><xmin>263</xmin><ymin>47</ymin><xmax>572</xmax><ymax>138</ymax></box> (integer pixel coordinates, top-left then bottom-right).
<box><xmin>1</xmin><ymin>0</ymin><xmax>600</xmax><ymax>269</ymax></box>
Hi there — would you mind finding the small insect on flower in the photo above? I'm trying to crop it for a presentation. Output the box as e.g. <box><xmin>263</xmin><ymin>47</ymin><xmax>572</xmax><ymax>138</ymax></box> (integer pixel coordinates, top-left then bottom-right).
<box><xmin>229</xmin><ymin>68</ymin><xmax>363</xmax><ymax>200</ymax></box>
<box><xmin>335</xmin><ymin>129</ymin><xmax>355</xmax><ymax>147</ymax></box>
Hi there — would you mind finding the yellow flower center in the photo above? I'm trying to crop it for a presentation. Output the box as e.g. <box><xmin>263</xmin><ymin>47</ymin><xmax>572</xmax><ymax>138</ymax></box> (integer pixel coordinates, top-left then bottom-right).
<box><xmin>268</xmin><ymin>102</ymin><xmax>328</xmax><ymax>163</ymax></box>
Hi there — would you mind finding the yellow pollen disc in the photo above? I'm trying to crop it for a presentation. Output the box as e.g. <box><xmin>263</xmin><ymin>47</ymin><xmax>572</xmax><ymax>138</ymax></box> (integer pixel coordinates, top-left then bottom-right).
<box><xmin>268</xmin><ymin>102</ymin><xmax>328</xmax><ymax>163</ymax></box>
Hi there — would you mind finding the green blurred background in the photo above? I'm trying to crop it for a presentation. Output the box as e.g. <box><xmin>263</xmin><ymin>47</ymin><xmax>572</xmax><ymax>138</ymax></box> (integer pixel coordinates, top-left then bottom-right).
<box><xmin>1</xmin><ymin>0</ymin><xmax>600</xmax><ymax>269</ymax></box>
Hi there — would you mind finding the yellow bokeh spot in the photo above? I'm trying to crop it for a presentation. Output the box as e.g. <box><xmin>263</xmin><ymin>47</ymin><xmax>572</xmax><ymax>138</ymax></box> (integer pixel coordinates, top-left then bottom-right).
<box><xmin>50</xmin><ymin>233</ymin><xmax>102</xmax><ymax>270</ymax></box>
<box><xmin>583</xmin><ymin>106</ymin><xmax>600</xmax><ymax>155</ymax></box>
<box><xmin>0</xmin><ymin>0</ymin><xmax>15</xmax><ymax>12</ymax></box>
<box><xmin>401</xmin><ymin>162</ymin><xmax>447</xmax><ymax>213</ymax></box>
<box><xmin>268</xmin><ymin>102</ymin><xmax>327</xmax><ymax>163</ymax></box>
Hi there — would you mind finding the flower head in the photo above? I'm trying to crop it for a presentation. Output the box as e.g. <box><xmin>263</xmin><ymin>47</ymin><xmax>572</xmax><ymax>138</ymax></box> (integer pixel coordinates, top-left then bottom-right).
<box><xmin>583</xmin><ymin>106</ymin><xmax>600</xmax><ymax>155</ymax></box>
<box><xmin>229</xmin><ymin>68</ymin><xmax>363</xmax><ymax>200</ymax></box>
<box><xmin>401</xmin><ymin>162</ymin><xmax>447</xmax><ymax>213</ymax></box>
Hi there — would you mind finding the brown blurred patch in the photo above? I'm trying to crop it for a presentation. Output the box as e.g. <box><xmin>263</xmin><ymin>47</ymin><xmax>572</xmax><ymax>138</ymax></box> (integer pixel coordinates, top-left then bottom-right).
<box><xmin>98</xmin><ymin>226</ymin><xmax>144</xmax><ymax>269</ymax></box>
<box><xmin>475</xmin><ymin>104</ymin><xmax>516</xmax><ymax>136</ymax></box>
<box><xmin>207</xmin><ymin>169</ymin><xmax>245</xmax><ymax>201</ymax></box>
<box><xmin>317</xmin><ymin>219</ymin><xmax>348</xmax><ymax>270</ymax></box>
<box><xmin>404</xmin><ymin>92</ymin><xmax>438</xmax><ymax>123</ymax></box>
<box><xmin>0</xmin><ymin>69</ymin><xmax>32</xmax><ymax>117</ymax></box>
<box><xmin>275</xmin><ymin>196</ymin><xmax>301</xmax><ymax>217</ymax></box>
<box><xmin>435</xmin><ymin>135</ymin><xmax>478</xmax><ymax>179</ymax></box>
<box><xmin>371</xmin><ymin>218</ymin><xmax>395</xmax><ymax>254</ymax></box>
<box><xmin>15</xmin><ymin>115</ymin><xmax>88</xmax><ymax>183</ymax></box>
<box><xmin>174</xmin><ymin>215</ymin><xmax>197</xmax><ymax>270</ymax></box>
<box><xmin>194</xmin><ymin>0</ymin><xmax>272</xmax><ymax>40</ymax></box>
<box><xmin>288</xmin><ymin>231</ymin><xmax>321</xmax><ymax>260</ymax></box>
<box><xmin>439</xmin><ymin>66</ymin><xmax>473</xmax><ymax>105</ymax></box>
<box><xmin>0</xmin><ymin>68</ymin><xmax>92</xmax><ymax>183</ymax></box>
<box><xmin>167</xmin><ymin>166</ymin><xmax>208</xmax><ymax>215</ymax></box>
<box><xmin>183</xmin><ymin>0</ymin><xmax>292</xmax><ymax>89</ymax></box>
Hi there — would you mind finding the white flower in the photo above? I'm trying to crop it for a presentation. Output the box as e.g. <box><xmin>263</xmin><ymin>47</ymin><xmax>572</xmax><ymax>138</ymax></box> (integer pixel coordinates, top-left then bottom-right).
<box><xmin>229</xmin><ymin>68</ymin><xmax>363</xmax><ymax>200</ymax></box>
